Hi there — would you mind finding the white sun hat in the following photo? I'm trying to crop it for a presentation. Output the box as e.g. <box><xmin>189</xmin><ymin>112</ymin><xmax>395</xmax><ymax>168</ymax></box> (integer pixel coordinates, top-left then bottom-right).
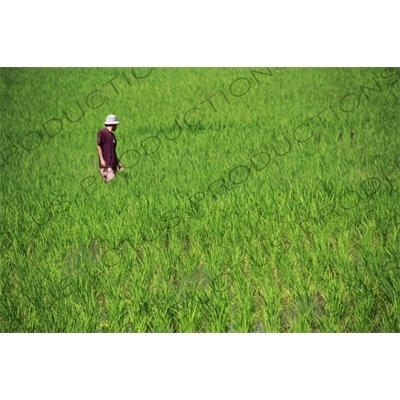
<box><xmin>104</xmin><ymin>115</ymin><xmax>120</xmax><ymax>125</ymax></box>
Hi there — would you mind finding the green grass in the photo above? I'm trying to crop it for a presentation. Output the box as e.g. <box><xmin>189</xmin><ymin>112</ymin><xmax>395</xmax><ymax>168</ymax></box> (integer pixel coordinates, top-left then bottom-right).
<box><xmin>1</xmin><ymin>67</ymin><xmax>399</xmax><ymax>332</ymax></box>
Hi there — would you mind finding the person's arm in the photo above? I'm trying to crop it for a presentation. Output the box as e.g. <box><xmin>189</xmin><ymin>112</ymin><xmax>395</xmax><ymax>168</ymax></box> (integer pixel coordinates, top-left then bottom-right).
<box><xmin>98</xmin><ymin>145</ymin><xmax>106</xmax><ymax>168</ymax></box>
<box><xmin>116</xmin><ymin>155</ymin><xmax>124</xmax><ymax>171</ymax></box>
<box><xmin>97</xmin><ymin>131</ymin><xmax>106</xmax><ymax>168</ymax></box>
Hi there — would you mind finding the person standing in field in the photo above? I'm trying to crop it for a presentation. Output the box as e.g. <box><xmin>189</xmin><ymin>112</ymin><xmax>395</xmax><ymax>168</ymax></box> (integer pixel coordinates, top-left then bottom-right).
<box><xmin>97</xmin><ymin>114</ymin><xmax>124</xmax><ymax>181</ymax></box>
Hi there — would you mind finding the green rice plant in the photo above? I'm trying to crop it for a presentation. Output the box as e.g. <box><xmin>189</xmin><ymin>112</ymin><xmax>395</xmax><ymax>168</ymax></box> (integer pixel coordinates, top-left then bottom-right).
<box><xmin>1</xmin><ymin>67</ymin><xmax>399</xmax><ymax>332</ymax></box>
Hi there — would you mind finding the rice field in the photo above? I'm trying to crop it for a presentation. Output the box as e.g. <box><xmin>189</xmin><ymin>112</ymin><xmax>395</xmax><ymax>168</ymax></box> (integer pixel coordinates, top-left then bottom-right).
<box><xmin>1</xmin><ymin>67</ymin><xmax>399</xmax><ymax>332</ymax></box>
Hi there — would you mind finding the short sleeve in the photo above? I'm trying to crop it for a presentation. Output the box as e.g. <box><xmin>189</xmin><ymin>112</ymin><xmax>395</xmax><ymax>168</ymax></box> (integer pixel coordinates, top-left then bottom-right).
<box><xmin>97</xmin><ymin>130</ymin><xmax>104</xmax><ymax>146</ymax></box>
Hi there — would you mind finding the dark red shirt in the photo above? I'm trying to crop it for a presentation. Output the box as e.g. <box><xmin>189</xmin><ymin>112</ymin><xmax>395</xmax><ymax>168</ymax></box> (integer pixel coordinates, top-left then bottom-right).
<box><xmin>97</xmin><ymin>128</ymin><xmax>118</xmax><ymax>169</ymax></box>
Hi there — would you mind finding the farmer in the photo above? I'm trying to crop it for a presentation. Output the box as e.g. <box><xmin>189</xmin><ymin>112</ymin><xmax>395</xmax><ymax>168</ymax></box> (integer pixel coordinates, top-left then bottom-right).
<box><xmin>97</xmin><ymin>114</ymin><xmax>124</xmax><ymax>181</ymax></box>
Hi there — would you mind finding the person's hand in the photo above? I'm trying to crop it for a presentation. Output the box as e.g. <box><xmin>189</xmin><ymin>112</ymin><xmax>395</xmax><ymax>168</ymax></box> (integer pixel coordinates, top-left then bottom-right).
<box><xmin>100</xmin><ymin>160</ymin><xmax>106</xmax><ymax>168</ymax></box>
<box><xmin>119</xmin><ymin>164</ymin><xmax>125</xmax><ymax>171</ymax></box>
